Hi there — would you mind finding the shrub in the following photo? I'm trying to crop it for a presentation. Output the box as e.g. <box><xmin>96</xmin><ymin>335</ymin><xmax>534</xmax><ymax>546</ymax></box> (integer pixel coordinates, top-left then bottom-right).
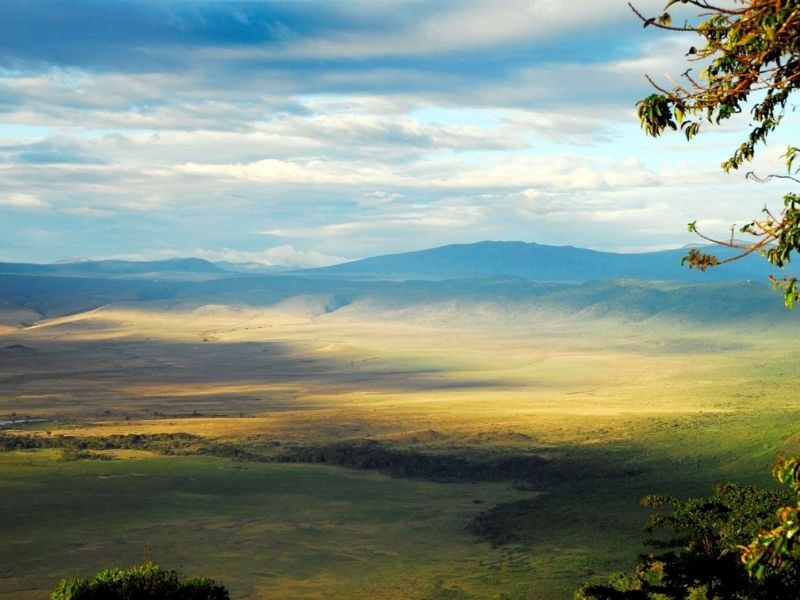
<box><xmin>50</xmin><ymin>562</ymin><xmax>229</xmax><ymax>600</ymax></box>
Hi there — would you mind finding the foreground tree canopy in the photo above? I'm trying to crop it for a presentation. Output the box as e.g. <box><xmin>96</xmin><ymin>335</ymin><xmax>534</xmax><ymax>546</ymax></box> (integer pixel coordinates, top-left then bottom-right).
<box><xmin>50</xmin><ymin>562</ymin><xmax>229</xmax><ymax>600</ymax></box>
<box><xmin>615</xmin><ymin>1</ymin><xmax>800</xmax><ymax>592</ymax></box>
<box><xmin>574</xmin><ymin>483</ymin><xmax>800</xmax><ymax>599</ymax></box>
<box><xmin>632</xmin><ymin>0</ymin><xmax>800</xmax><ymax>306</ymax></box>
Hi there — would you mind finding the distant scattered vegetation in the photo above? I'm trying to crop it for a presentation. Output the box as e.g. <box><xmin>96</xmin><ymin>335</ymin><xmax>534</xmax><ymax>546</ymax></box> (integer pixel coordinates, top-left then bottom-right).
<box><xmin>0</xmin><ymin>432</ymin><xmax>262</xmax><ymax>461</ymax></box>
<box><xmin>0</xmin><ymin>431</ymin><xmax>641</xmax><ymax>487</ymax></box>
<box><xmin>0</xmin><ymin>432</ymin><xmax>556</xmax><ymax>483</ymax></box>
<box><xmin>1</xmin><ymin>432</ymin><xmax>201</xmax><ymax>453</ymax></box>
<box><xmin>469</xmin><ymin>498</ymin><xmax>540</xmax><ymax>547</ymax></box>
<box><xmin>51</xmin><ymin>562</ymin><xmax>229</xmax><ymax>600</ymax></box>
<box><xmin>58</xmin><ymin>447</ymin><xmax>113</xmax><ymax>461</ymax></box>
<box><xmin>276</xmin><ymin>440</ymin><xmax>549</xmax><ymax>483</ymax></box>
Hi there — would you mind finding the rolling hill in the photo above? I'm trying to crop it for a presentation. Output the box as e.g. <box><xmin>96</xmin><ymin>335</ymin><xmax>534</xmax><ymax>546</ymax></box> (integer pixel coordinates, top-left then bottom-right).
<box><xmin>0</xmin><ymin>272</ymin><xmax>793</xmax><ymax>327</ymax></box>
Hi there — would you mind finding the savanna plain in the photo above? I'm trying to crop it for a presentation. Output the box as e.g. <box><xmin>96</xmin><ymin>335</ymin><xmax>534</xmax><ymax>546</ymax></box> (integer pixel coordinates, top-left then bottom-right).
<box><xmin>2</xmin><ymin>290</ymin><xmax>799</xmax><ymax>599</ymax></box>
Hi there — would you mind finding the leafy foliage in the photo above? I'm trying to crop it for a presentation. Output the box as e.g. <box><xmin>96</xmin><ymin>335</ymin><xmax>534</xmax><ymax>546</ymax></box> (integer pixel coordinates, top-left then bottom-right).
<box><xmin>633</xmin><ymin>0</ymin><xmax>800</xmax><ymax>306</ymax></box>
<box><xmin>632</xmin><ymin>0</ymin><xmax>800</xmax><ymax>169</ymax></box>
<box><xmin>574</xmin><ymin>483</ymin><xmax>800</xmax><ymax>599</ymax></box>
<box><xmin>50</xmin><ymin>562</ymin><xmax>229</xmax><ymax>600</ymax></box>
<box><xmin>631</xmin><ymin>3</ymin><xmax>800</xmax><ymax>594</ymax></box>
<box><xmin>740</xmin><ymin>457</ymin><xmax>800</xmax><ymax>577</ymax></box>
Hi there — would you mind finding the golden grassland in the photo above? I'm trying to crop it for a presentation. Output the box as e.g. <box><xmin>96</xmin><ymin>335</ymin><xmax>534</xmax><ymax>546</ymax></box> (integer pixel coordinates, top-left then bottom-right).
<box><xmin>1</xmin><ymin>303</ymin><xmax>800</xmax><ymax>598</ymax></box>
<box><xmin>3</xmin><ymin>304</ymin><xmax>786</xmax><ymax>442</ymax></box>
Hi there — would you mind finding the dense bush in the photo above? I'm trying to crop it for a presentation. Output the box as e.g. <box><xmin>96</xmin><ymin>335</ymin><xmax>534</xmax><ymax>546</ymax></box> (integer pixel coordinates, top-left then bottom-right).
<box><xmin>574</xmin><ymin>483</ymin><xmax>800</xmax><ymax>600</ymax></box>
<box><xmin>51</xmin><ymin>562</ymin><xmax>229</xmax><ymax>600</ymax></box>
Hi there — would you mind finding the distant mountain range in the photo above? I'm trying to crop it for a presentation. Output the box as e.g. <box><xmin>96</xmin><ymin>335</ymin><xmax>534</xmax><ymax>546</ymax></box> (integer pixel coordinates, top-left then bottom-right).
<box><xmin>0</xmin><ymin>241</ymin><xmax>794</xmax><ymax>326</ymax></box>
<box><xmin>304</xmin><ymin>241</ymin><xmax>783</xmax><ymax>282</ymax></box>
<box><xmin>0</xmin><ymin>241</ymin><xmax>784</xmax><ymax>283</ymax></box>
<box><xmin>0</xmin><ymin>257</ymin><xmax>226</xmax><ymax>280</ymax></box>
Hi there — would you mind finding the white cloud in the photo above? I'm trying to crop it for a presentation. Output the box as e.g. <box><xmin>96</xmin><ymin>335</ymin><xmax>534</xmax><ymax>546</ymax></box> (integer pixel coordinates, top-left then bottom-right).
<box><xmin>0</xmin><ymin>193</ymin><xmax>48</xmax><ymax>209</ymax></box>
<box><xmin>0</xmin><ymin>1</ymin><xmax>778</xmax><ymax>262</ymax></box>
<box><xmin>177</xmin><ymin>158</ymin><xmax>404</xmax><ymax>186</ymax></box>
<box><xmin>176</xmin><ymin>152</ymin><xmax>664</xmax><ymax>192</ymax></box>
<box><xmin>259</xmin><ymin>0</ymin><xmax>635</xmax><ymax>60</ymax></box>
<box><xmin>192</xmin><ymin>245</ymin><xmax>347</xmax><ymax>269</ymax></box>
<box><xmin>61</xmin><ymin>206</ymin><xmax>113</xmax><ymax>217</ymax></box>
<box><xmin>358</xmin><ymin>190</ymin><xmax>403</xmax><ymax>207</ymax></box>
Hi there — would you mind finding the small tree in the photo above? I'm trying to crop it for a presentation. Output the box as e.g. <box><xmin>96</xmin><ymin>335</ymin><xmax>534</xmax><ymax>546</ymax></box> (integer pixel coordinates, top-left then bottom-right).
<box><xmin>50</xmin><ymin>562</ymin><xmax>230</xmax><ymax>600</ymax></box>
<box><xmin>632</xmin><ymin>0</ymin><xmax>800</xmax><ymax>306</ymax></box>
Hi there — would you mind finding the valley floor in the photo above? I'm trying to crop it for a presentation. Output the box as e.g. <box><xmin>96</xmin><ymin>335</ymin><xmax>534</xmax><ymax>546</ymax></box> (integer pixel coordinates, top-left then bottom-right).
<box><xmin>1</xmin><ymin>304</ymin><xmax>799</xmax><ymax>598</ymax></box>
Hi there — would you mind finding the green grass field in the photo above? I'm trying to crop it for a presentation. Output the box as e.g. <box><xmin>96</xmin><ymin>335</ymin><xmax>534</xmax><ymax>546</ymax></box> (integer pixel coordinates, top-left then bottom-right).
<box><xmin>0</xmin><ymin>450</ymin><xmax>539</xmax><ymax>599</ymax></box>
<box><xmin>2</xmin><ymin>305</ymin><xmax>800</xmax><ymax>598</ymax></box>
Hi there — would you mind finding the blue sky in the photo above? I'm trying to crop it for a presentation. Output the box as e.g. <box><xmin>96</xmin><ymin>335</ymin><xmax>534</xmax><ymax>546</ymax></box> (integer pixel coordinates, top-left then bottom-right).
<box><xmin>0</xmin><ymin>0</ymin><xmax>795</xmax><ymax>266</ymax></box>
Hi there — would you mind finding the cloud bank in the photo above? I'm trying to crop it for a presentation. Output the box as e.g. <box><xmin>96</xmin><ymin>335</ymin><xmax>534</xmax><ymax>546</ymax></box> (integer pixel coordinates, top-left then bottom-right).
<box><xmin>0</xmin><ymin>0</ymin><xmax>780</xmax><ymax>265</ymax></box>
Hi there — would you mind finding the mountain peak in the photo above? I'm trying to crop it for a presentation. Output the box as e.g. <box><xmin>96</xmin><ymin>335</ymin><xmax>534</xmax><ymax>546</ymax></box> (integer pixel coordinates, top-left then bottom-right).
<box><xmin>304</xmin><ymin>240</ymin><xmax>781</xmax><ymax>283</ymax></box>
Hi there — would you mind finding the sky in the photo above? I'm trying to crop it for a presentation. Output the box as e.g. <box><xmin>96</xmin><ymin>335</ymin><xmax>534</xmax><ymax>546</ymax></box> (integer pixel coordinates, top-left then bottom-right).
<box><xmin>0</xmin><ymin>0</ymin><xmax>797</xmax><ymax>267</ymax></box>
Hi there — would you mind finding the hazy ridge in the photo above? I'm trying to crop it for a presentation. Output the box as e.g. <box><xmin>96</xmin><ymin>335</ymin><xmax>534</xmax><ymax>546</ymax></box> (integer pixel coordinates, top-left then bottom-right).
<box><xmin>0</xmin><ymin>241</ymin><xmax>794</xmax><ymax>326</ymax></box>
